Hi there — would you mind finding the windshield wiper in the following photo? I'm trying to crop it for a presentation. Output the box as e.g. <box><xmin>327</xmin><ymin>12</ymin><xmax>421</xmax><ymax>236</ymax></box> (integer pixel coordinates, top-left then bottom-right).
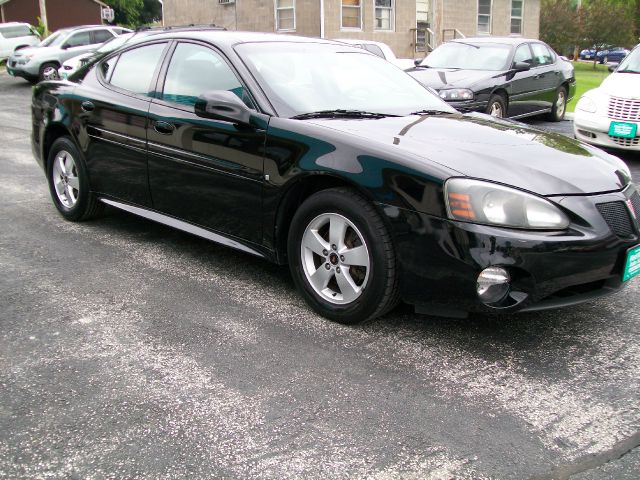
<box><xmin>291</xmin><ymin>109</ymin><xmax>398</xmax><ymax>120</ymax></box>
<box><xmin>409</xmin><ymin>109</ymin><xmax>454</xmax><ymax>116</ymax></box>
<box><xmin>618</xmin><ymin>69</ymin><xmax>640</xmax><ymax>74</ymax></box>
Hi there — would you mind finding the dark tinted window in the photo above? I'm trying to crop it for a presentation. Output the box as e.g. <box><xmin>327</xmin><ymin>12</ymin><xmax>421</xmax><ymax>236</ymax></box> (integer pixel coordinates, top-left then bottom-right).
<box><xmin>93</xmin><ymin>29</ymin><xmax>114</xmax><ymax>44</ymax></box>
<box><xmin>162</xmin><ymin>43</ymin><xmax>250</xmax><ymax>107</ymax></box>
<box><xmin>363</xmin><ymin>44</ymin><xmax>385</xmax><ymax>58</ymax></box>
<box><xmin>513</xmin><ymin>44</ymin><xmax>533</xmax><ymax>65</ymax></box>
<box><xmin>65</xmin><ymin>31</ymin><xmax>92</xmax><ymax>48</ymax></box>
<box><xmin>531</xmin><ymin>43</ymin><xmax>553</xmax><ymax>66</ymax></box>
<box><xmin>0</xmin><ymin>25</ymin><xmax>34</xmax><ymax>38</ymax></box>
<box><xmin>109</xmin><ymin>43</ymin><xmax>167</xmax><ymax>95</ymax></box>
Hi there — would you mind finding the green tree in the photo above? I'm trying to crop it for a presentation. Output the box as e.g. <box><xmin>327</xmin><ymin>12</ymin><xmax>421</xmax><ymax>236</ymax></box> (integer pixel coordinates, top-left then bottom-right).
<box><xmin>103</xmin><ymin>0</ymin><xmax>144</xmax><ymax>28</ymax></box>
<box><xmin>540</xmin><ymin>0</ymin><xmax>579</xmax><ymax>56</ymax></box>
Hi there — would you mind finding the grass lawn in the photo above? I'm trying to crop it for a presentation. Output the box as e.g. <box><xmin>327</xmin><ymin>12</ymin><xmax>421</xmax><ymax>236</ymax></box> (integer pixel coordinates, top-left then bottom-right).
<box><xmin>567</xmin><ymin>61</ymin><xmax>610</xmax><ymax>113</ymax></box>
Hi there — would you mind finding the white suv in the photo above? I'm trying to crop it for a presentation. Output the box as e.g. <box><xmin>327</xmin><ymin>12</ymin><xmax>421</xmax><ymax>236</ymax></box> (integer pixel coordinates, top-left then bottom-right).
<box><xmin>0</xmin><ymin>22</ymin><xmax>40</xmax><ymax>61</ymax></box>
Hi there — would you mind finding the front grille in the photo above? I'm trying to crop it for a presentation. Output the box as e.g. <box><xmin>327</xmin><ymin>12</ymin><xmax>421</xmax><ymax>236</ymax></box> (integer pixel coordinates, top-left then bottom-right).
<box><xmin>609</xmin><ymin>136</ymin><xmax>640</xmax><ymax>147</ymax></box>
<box><xmin>608</xmin><ymin>96</ymin><xmax>640</xmax><ymax>121</ymax></box>
<box><xmin>596</xmin><ymin>201</ymin><xmax>635</xmax><ymax>237</ymax></box>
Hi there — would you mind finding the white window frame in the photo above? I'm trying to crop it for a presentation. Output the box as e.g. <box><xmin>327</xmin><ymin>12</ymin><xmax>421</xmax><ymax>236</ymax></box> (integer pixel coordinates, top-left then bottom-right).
<box><xmin>341</xmin><ymin>0</ymin><xmax>363</xmax><ymax>31</ymax></box>
<box><xmin>275</xmin><ymin>0</ymin><xmax>296</xmax><ymax>32</ymax></box>
<box><xmin>477</xmin><ymin>0</ymin><xmax>492</xmax><ymax>35</ymax></box>
<box><xmin>510</xmin><ymin>0</ymin><xmax>524</xmax><ymax>36</ymax></box>
<box><xmin>374</xmin><ymin>0</ymin><xmax>395</xmax><ymax>32</ymax></box>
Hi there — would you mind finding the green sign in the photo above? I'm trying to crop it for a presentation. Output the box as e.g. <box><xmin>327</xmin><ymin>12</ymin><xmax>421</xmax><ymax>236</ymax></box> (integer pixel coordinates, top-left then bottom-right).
<box><xmin>609</xmin><ymin>121</ymin><xmax>638</xmax><ymax>139</ymax></box>
<box><xmin>623</xmin><ymin>245</ymin><xmax>640</xmax><ymax>282</ymax></box>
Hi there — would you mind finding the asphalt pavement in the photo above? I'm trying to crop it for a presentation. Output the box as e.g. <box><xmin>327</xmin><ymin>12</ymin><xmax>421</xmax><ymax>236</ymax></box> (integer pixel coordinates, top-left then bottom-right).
<box><xmin>1</xmin><ymin>72</ymin><xmax>639</xmax><ymax>479</ymax></box>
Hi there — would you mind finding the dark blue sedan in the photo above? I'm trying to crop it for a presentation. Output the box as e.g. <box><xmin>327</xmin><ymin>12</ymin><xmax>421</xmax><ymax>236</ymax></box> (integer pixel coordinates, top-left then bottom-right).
<box><xmin>597</xmin><ymin>47</ymin><xmax>630</xmax><ymax>64</ymax></box>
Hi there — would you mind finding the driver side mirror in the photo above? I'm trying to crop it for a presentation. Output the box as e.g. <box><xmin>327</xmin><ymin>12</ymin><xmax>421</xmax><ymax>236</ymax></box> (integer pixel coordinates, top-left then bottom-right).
<box><xmin>195</xmin><ymin>90</ymin><xmax>252</xmax><ymax>125</ymax></box>
<box><xmin>512</xmin><ymin>61</ymin><xmax>531</xmax><ymax>72</ymax></box>
<box><xmin>414</xmin><ymin>58</ymin><xmax>422</xmax><ymax>66</ymax></box>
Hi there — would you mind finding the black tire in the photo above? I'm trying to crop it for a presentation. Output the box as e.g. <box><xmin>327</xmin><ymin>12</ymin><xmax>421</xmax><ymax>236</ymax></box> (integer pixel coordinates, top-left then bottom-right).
<box><xmin>547</xmin><ymin>86</ymin><xmax>567</xmax><ymax>122</ymax></box>
<box><xmin>485</xmin><ymin>93</ymin><xmax>507</xmax><ymax>118</ymax></box>
<box><xmin>38</xmin><ymin>62</ymin><xmax>59</xmax><ymax>81</ymax></box>
<box><xmin>287</xmin><ymin>188</ymin><xmax>399</xmax><ymax>324</ymax></box>
<box><xmin>46</xmin><ymin>136</ymin><xmax>103</xmax><ymax>221</ymax></box>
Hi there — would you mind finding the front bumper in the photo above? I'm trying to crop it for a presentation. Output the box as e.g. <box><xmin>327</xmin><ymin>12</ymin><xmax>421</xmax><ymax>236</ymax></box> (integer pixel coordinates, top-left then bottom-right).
<box><xmin>6</xmin><ymin>58</ymin><xmax>39</xmax><ymax>80</ymax></box>
<box><xmin>574</xmin><ymin>110</ymin><xmax>640</xmax><ymax>151</ymax></box>
<box><xmin>382</xmin><ymin>188</ymin><xmax>640</xmax><ymax>315</ymax></box>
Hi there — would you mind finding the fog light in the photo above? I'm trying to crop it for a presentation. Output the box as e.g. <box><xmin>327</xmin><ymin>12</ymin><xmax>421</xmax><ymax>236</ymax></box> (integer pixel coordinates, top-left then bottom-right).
<box><xmin>477</xmin><ymin>267</ymin><xmax>510</xmax><ymax>304</ymax></box>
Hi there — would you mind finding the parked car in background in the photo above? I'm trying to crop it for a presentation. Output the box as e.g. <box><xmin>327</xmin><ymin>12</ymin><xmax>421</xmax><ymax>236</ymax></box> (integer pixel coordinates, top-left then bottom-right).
<box><xmin>58</xmin><ymin>32</ymin><xmax>136</xmax><ymax>80</ymax></box>
<box><xmin>6</xmin><ymin>25</ymin><xmax>130</xmax><ymax>83</ymax></box>
<box><xmin>31</xmin><ymin>29</ymin><xmax>639</xmax><ymax>324</ymax></box>
<box><xmin>407</xmin><ymin>37</ymin><xmax>575</xmax><ymax>121</ymax></box>
<box><xmin>574</xmin><ymin>44</ymin><xmax>640</xmax><ymax>151</ymax></box>
<box><xmin>579</xmin><ymin>48</ymin><xmax>596</xmax><ymax>60</ymax></box>
<box><xmin>334</xmin><ymin>39</ymin><xmax>414</xmax><ymax>69</ymax></box>
<box><xmin>0</xmin><ymin>22</ymin><xmax>40</xmax><ymax>61</ymax></box>
<box><xmin>596</xmin><ymin>47</ymin><xmax>630</xmax><ymax>64</ymax></box>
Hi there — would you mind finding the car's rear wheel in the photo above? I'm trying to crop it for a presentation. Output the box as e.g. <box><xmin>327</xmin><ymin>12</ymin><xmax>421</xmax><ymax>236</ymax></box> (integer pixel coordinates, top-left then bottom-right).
<box><xmin>39</xmin><ymin>62</ymin><xmax>59</xmax><ymax>81</ymax></box>
<box><xmin>547</xmin><ymin>86</ymin><xmax>567</xmax><ymax>122</ymax></box>
<box><xmin>486</xmin><ymin>94</ymin><xmax>507</xmax><ymax>118</ymax></box>
<box><xmin>288</xmin><ymin>188</ymin><xmax>399</xmax><ymax>324</ymax></box>
<box><xmin>47</xmin><ymin>137</ymin><xmax>103</xmax><ymax>221</ymax></box>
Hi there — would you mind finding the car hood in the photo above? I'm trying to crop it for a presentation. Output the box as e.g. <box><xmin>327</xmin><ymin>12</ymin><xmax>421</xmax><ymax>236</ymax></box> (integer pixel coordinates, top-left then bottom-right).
<box><xmin>599</xmin><ymin>73</ymin><xmax>640</xmax><ymax>98</ymax></box>
<box><xmin>407</xmin><ymin>68</ymin><xmax>501</xmax><ymax>89</ymax></box>
<box><xmin>306</xmin><ymin>114</ymin><xmax>629</xmax><ymax>196</ymax></box>
<box><xmin>11</xmin><ymin>46</ymin><xmax>56</xmax><ymax>58</ymax></box>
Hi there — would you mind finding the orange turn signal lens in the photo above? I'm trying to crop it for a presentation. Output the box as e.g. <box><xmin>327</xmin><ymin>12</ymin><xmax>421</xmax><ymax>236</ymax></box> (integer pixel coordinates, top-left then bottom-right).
<box><xmin>448</xmin><ymin>192</ymin><xmax>476</xmax><ymax>219</ymax></box>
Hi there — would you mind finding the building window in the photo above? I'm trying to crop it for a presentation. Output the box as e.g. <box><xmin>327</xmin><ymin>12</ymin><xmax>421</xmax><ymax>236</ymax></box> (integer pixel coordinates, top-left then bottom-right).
<box><xmin>342</xmin><ymin>0</ymin><xmax>362</xmax><ymax>29</ymax></box>
<box><xmin>375</xmin><ymin>0</ymin><xmax>394</xmax><ymax>31</ymax></box>
<box><xmin>510</xmin><ymin>0</ymin><xmax>523</xmax><ymax>35</ymax></box>
<box><xmin>275</xmin><ymin>0</ymin><xmax>295</xmax><ymax>32</ymax></box>
<box><xmin>477</xmin><ymin>0</ymin><xmax>492</xmax><ymax>34</ymax></box>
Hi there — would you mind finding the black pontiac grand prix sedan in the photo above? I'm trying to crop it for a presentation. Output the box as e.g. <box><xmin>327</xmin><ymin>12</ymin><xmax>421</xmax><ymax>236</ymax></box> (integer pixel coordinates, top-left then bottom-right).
<box><xmin>31</xmin><ymin>29</ymin><xmax>640</xmax><ymax>323</ymax></box>
<box><xmin>408</xmin><ymin>37</ymin><xmax>576</xmax><ymax>121</ymax></box>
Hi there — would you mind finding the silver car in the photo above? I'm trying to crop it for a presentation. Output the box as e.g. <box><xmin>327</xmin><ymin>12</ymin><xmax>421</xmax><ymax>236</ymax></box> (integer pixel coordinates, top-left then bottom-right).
<box><xmin>0</xmin><ymin>22</ymin><xmax>41</xmax><ymax>61</ymax></box>
<box><xmin>6</xmin><ymin>25</ymin><xmax>129</xmax><ymax>83</ymax></box>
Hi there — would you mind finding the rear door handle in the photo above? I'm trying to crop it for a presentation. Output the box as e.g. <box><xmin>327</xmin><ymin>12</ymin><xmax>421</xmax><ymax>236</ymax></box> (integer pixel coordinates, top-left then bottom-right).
<box><xmin>81</xmin><ymin>101</ymin><xmax>94</xmax><ymax>112</ymax></box>
<box><xmin>154</xmin><ymin>121</ymin><xmax>175</xmax><ymax>135</ymax></box>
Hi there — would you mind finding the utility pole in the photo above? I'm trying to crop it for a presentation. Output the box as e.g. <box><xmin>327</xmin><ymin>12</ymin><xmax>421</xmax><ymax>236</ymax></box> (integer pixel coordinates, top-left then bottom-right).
<box><xmin>38</xmin><ymin>0</ymin><xmax>48</xmax><ymax>33</ymax></box>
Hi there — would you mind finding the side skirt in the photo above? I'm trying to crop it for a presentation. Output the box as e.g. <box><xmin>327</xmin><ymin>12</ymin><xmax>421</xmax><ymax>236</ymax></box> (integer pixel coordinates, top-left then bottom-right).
<box><xmin>99</xmin><ymin>198</ymin><xmax>267</xmax><ymax>259</ymax></box>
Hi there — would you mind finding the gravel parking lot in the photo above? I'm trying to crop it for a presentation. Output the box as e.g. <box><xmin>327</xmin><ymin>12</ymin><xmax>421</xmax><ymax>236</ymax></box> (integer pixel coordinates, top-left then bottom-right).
<box><xmin>1</xmin><ymin>72</ymin><xmax>639</xmax><ymax>479</ymax></box>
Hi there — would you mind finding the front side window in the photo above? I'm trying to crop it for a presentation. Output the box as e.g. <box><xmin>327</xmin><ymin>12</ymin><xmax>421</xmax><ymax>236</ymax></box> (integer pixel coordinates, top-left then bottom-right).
<box><xmin>108</xmin><ymin>43</ymin><xmax>167</xmax><ymax>95</ymax></box>
<box><xmin>513</xmin><ymin>43</ymin><xmax>532</xmax><ymax>65</ymax></box>
<box><xmin>275</xmin><ymin>0</ymin><xmax>296</xmax><ymax>31</ymax></box>
<box><xmin>375</xmin><ymin>0</ymin><xmax>394</xmax><ymax>31</ymax></box>
<box><xmin>342</xmin><ymin>0</ymin><xmax>362</xmax><ymax>29</ymax></box>
<box><xmin>162</xmin><ymin>43</ymin><xmax>249</xmax><ymax>107</ymax></box>
<box><xmin>65</xmin><ymin>31</ymin><xmax>92</xmax><ymax>48</ymax></box>
<box><xmin>511</xmin><ymin>0</ymin><xmax>524</xmax><ymax>35</ymax></box>
<box><xmin>478</xmin><ymin>0</ymin><xmax>492</xmax><ymax>34</ymax></box>
<box><xmin>531</xmin><ymin>42</ymin><xmax>553</xmax><ymax>66</ymax></box>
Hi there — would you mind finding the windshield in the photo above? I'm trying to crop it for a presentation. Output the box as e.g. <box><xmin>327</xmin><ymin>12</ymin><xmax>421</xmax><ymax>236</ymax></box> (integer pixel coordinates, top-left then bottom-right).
<box><xmin>617</xmin><ymin>45</ymin><xmax>640</xmax><ymax>73</ymax></box>
<box><xmin>236</xmin><ymin>42</ymin><xmax>454</xmax><ymax>117</ymax></box>
<box><xmin>96</xmin><ymin>33</ymin><xmax>133</xmax><ymax>53</ymax></box>
<box><xmin>39</xmin><ymin>29</ymin><xmax>69</xmax><ymax>47</ymax></box>
<box><xmin>420</xmin><ymin>42</ymin><xmax>512</xmax><ymax>71</ymax></box>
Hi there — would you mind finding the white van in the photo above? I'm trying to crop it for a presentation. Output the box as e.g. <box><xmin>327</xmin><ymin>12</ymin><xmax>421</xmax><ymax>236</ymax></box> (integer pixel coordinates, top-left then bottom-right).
<box><xmin>0</xmin><ymin>22</ymin><xmax>40</xmax><ymax>61</ymax></box>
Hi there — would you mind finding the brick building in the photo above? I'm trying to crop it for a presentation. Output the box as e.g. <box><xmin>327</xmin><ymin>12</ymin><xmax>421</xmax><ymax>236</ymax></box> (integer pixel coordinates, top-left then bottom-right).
<box><xmin>163</xmin><ymin>1</ymin><xmax>541</xmax><ymax>59</ymax></box>
<box><xmin>0</xmin><ymin>0</ymin><xmax>108</xmax><ymax>32</ymax></box>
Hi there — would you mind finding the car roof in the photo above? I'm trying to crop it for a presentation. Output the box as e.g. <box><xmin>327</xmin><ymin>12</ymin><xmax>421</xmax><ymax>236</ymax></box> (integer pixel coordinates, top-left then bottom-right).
<box><xmin>450</xmin><ymin>36</ymin><xmax>540</xmax><ymax>46</ymax></box>
<box><xmin>123</xmin><ymin>28</ymin><xmax>342</xmax><ymax>48</ymax></box>
<box><xmin>0</xmin><ymin>22</ymin><xmax>32</xmax><ymax>27</ymax></box>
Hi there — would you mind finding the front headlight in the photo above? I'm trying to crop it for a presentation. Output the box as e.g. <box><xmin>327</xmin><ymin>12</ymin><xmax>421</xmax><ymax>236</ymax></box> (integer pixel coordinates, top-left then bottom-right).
<box><xmin>444</xmin><ymin>178</ymin><xmax>570</xmax><ymax>230</ymax></box>
<box><xmin>576</xmin><ymin>96</ymin><xmax>597</xmax><ymax>113</ymax></box>
<box><xmin>439</xmin><ymin>89</ymin><xmax>474</xmax><ymax>101</ymax></box>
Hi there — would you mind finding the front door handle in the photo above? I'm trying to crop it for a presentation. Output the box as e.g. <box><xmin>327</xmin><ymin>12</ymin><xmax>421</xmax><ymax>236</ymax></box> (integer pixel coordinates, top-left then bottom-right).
<box><xmin>154</xmin><ymin>121</ymin><xmax>175</xmax><ymax>135</ymax></box>
<box><xmin>81</xmin><ymin>101</ymin><xmax>94</xmax><ymax>112</ymax></box>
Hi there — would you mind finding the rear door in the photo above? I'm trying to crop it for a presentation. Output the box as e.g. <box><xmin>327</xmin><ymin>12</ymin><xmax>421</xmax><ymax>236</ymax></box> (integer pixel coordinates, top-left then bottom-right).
<box><xmin>80</xmin><ymin>41</ymin><xmax>170</xmax><ymax>206</ymax></box>
<box><xmin>147</xmin><ymin>41</ymin><xmax>265</xmax><ymax>244</ymax></box>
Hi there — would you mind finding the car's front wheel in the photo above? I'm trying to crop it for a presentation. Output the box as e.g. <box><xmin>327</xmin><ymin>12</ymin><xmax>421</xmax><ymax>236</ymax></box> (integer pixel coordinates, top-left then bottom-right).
<box><xmin>486</xmin><ymin>94</ymin><xmax>507</xmax><ymax>118</ymax></box>
<box><xmin>46</xmin><ymin>136</ymin><xmax>103</xmax><ymax>221</ymax></box>
<box><xmin>288</xmin><ymin>188</ymin><xmax>399</xmax><ymax>324</ymax></box>
<box><xmin>39</xmin><ymin>62</ymin><xmax>59</xmax><ymax>81</ymax></box>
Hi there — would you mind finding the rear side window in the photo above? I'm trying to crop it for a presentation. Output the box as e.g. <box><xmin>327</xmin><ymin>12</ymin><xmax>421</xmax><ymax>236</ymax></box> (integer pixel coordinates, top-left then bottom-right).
<box><xmin>109</xmin><ymin>43</ymin><xmax>167</xmax><ymax>95</ymax></box>
<box><xmin>65</xmin><ymin>31</ymin><xmax>92</xmax><ymax>48</ymax></box>
<box><xmin>93</xmin><ymin>29</ymin><xmax>114</xmax><ymax>44</ymax></box>
<box><xmin>0</xmin><ymin>25</ymin><xmax>33</xmax><ymax>39</ymax></box>
<box><xmin>531</xmin><ymin>43</ymin><xmax>554</xmax><ymax>66</ymax></box>
<box><xmin>161</xmin><ymin>43</ymin><xmax>251</xmax><ymax>107</ymax></box>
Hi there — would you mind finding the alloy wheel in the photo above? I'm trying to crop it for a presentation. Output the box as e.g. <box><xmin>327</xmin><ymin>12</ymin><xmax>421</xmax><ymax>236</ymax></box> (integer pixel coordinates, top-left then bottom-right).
<box><xmin>489</xmin><ymin>101</ymin><xmax>503</xmax><ymax>117</ymax></box>
<box><xmin>52</xmin><ymin>150</ymin><xmax>80</xmax><ymax>208</ymax></box>
<box><xmin>556</xmin><ymin>90</ymin><xmax>566</xmax><ymax>118</ymax></box>
<box><xmin>300</xmin><ymin>213</ymin><xmax>370</xmax><ymax>305</ymax></box>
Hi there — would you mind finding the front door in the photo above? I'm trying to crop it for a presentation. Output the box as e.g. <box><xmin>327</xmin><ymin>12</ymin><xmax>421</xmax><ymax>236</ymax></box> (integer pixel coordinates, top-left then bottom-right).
<box><xmin>507</xmin><ymin>43</ymin><xmax>540</xmax><ymax>117</ymax></box>
<box><xmin>147</xmin><ymin>41</ymin><xmax>265</xmax><ymax>245</ymax></box>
